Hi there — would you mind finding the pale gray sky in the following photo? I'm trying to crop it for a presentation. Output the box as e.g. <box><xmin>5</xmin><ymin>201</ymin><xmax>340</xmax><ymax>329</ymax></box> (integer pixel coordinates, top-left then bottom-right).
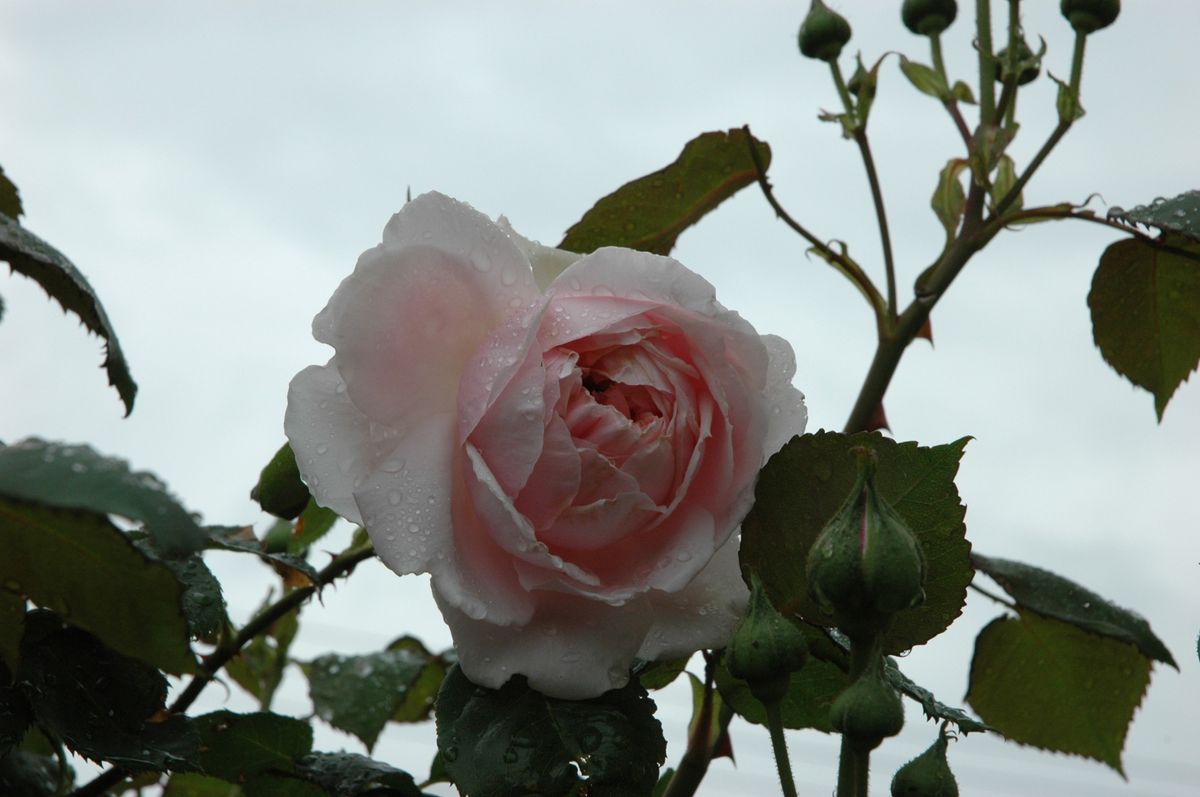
<box><xmin>1</xmin><ymin>2</ymin><xmax>1197</xmax><ymax>795</ymax></box>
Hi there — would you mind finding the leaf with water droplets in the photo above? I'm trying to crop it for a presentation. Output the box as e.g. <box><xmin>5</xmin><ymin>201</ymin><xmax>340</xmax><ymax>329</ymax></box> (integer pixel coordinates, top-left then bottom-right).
<box><xmin>972</xmin><ymin>554</ymin><xmax>1175</xmax><ymax>667</ymax></box>
<box><xmin>1088</xmin><ymin>236</ymin><xmax>1200</xmax><ymax>420</ymax></box>
<box><xmin>193</xmin><ymin>711</ymin><xmax>311</xmax><ymax>783</ymax></box>
<box><xmin>1107</xmin><ymin>191</ymin><xmax>1200</xmax><ymax>243</ymax></box>
<box><xmin>559</xmin><ymin>128</ymin><xmax>770</xmax><ymax>256</ymax></box>
<box><xmin>740</xmin><ymin>431</ymin><xmax>973</xmax><ymax>654</ymax></box>
<box><xmin>435</xmin><ymin>664</ymin><xmax>665</xmax><ymax>797</ymax></box>
<box><xmin>16</xmin><ymin>610</ymin><xmax>200</xmax><ymax>771</ymax></box>
<box><xmin>0</xmin><ymin>438</ymin><xmax>207</xmax><ymax>556</ymax></box>
<box><xmin>0</xmin><ymin>498</ymin><xmax>195</xmax><ymax>674</ymax></box>
<box><xmin>0</xmin><ymin>213</ymin><xmax>136</xmax><ymax>414</ymax></box>
<box><xmin>967</xmin><ymin>611</ymin><xmax>1152</xmax><ymax>774</ymax></box>
<box><xmin>284</xmin><ymin>751</ymin><xmax>422</xmax><ymax>796</ymax></box>
<box><xmin>302</xmin><ymin>641</ymin><xmax>440</xmax><ymax>750</ymax></box>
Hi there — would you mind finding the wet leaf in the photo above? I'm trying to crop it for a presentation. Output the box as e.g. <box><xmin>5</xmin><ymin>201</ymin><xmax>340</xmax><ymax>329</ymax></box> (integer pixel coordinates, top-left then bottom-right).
<box><xmin>1107</xmin><ymin>190</ymin><xmax>1200</xmax><ymax>243</ymax></box>
<box><xmin>193</xmin><ymin>711</ymin><xmax>312</xmax><ymax>782</ymax></box>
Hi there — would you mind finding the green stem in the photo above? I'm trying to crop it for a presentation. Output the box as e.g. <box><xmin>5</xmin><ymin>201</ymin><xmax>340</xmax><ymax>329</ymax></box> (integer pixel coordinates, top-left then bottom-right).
<box><xmin>830</xmin><ymin>61</ymin><xmax>898</xmax><ymax>324</ymax></box>
<box><xmin>835</xmin><ymin>636</ymin><xmax>882</xmax><ymax>797</ymax></box>
<box><xmin>976</xmin><ymin>0</ymin><xmax>996</xmax><ymax>125</ymax></box>
<box><xmin>1004</xmin><ymin>0</ymin><xmax>1021</xmax><ymax>127</ymax></box>
<box><xmin>765</xmin><ymin>701</ymin><xmax>799</xmax><ymax>797</ymax></box>
<box><xmin>68</xmin><ymin>543</ymin><xmax>377</xmax><ymax>797</ymax></box>
<box><xmin>662</xmin><ymin>653</ymin><xmax>729</xmax><ymax>797</ymax></box>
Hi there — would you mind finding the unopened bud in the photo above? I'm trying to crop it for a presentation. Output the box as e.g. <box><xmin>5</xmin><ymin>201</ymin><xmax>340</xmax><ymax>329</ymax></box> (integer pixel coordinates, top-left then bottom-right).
<box><xmin>902</xmin><ymin>0</ymin><xmax>958</xmax><ymax>37</ymax></box>
<box><xmin>996</xmin><ymin>39</ymin><xmax>1041</xmax><ymax>86</ymax></box>
<box><xmin>830</xmin><ymin>657</ymin><xmax>905</xmax><ymax>750</ymax></box>
<box><xmin>798</xmin><ymin>0</ymin><xmax>852</xmax><ymax>62</ymax></box>
<box><xmin>1060</xmin><ymin>0</ymin><xmax>1120</xmax><ymax>34</ymax></box>
<box><xmin>727</xmin><ymin>574</ymin><xmax>809</xmax><ymax>705</ymax></box>
<box><xmin>891</xmin><ymin>725</ymin><xmax>959</xmax><ymax>797</ymax></box>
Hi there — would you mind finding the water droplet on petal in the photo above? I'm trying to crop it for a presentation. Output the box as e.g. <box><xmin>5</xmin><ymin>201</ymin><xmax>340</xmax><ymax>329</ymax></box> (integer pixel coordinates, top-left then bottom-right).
<box><xmin>388</xmin><ymin>490</ymin><xmax>403</xmax><ymax>506</ymax></box>
<box><xmin>316</xmin><ymin>443</ymin><xmax>329</xmax><ymax>455</ymax></box>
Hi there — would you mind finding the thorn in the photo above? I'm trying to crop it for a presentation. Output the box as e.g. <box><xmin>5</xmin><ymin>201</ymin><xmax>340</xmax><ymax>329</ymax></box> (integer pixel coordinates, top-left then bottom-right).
<box><xmin>865</xmin><ymin>402</ymin><xmax>890</xmax><ymax>433</ymax></box>
<box><xmin>916</xmin><ymin>317</ymin><xmax>934</xmax><ymax>346</ymax></box>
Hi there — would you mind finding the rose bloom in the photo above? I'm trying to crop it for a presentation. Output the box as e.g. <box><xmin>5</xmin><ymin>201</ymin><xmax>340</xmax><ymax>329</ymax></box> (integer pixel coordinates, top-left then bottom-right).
<box><xmin>286</xmin><ymin>192</ymin><xmax>806</xmax><ymax>699</ymax></box>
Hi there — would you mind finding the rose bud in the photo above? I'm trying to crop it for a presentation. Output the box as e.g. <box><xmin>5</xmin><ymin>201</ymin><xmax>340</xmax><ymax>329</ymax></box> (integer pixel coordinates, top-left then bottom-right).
<box><xmin>806</xmin><ymin>450</ymin><xmax>927</xmax><ymax>627</ymax></box>
<box><xmin>901</xmin><ymin>0</ymin><xmax>958</xmax><ymax>37</ymax></box>
<box><xmin>727</xmin><ymin>574</ymin><xmax>809</xmax><ymax>705</ymax></box>
<box><xmin>891</xmin><ymin>725</ymin><xmax>959</xmax><ymax>797</ymax></box>
<box><xmin>996</xmin><ymin>39</ymin><xmax>1041</xmax><ymax>86</ymax></box>
<box><xmin>1060</xmin><ymin>0</ymin><xmax>1120</xmax><ymax>34</ymax></box>
<box><xmin>798</xmin><ymin>0</ymin><xmax>853</xmax><ymax>62</ymax></box>
<box><xmin>829</xmin><ymin>657</ymin><xmax>905</xmax><ymax>751</ymax></box>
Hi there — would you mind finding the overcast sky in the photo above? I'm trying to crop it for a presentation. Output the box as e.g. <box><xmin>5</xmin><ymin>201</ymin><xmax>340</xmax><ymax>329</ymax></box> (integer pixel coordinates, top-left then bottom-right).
<box><xmin>1</xmin><ymin>2</ymin><xmax>1197</xmax><ymax>795</ymax></box>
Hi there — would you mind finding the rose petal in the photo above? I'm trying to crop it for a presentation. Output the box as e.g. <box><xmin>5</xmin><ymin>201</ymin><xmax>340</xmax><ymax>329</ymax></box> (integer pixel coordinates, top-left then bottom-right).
<box><xmin>284</xmin><ymin>362</ymin><xmax>373</xmax><ymax>524</ymax></box>
<box><xmin>761</xmin><ymin>333</ymin><xmax>808</xmax><ymax>456</ymax></box>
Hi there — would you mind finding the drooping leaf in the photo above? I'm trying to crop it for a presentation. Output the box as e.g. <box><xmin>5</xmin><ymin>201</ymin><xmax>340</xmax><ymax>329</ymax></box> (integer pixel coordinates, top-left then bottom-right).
<box><xmin>932</xmin><ymin>159</ymin><xmax>969</xmax><ymax>245</ymax></box>
<box><xmin>193</xmin><ymin>711</ymin><xmax>312</xmax><ymax>782</ymax></box>
<box><xmin>205</xmin><ymin>525</ymin><xmax>319</xmax><ymax>585</ymax></box>
<box><xmin>0</xmin><ymin>166</ymin><xmax>22</xmax><ymax>219</ymax></box>
<box><xmin>168</xmin><ymin>556</ymin><xmax>227</xmax><ymax>644</ymax></box>
<box><xmin>1087</xmin><ymin>236</ymin><xmax>1200</xmax><ymax>419</ymax></box>
<box><xmin>303</xmin><ymin>643</ymin><xmax>433</xmax><ymax>750</ymax></box>
<box><xmin>972</xmin><ymin>554</ymin><xmax>1175</xmax><ymax>667</ymax></box>
<box><xmin>0</xmin><ymin>439</ymin><xmax>207</xmax><ymax>556</ymax></box>
<box><xmin>387</xmin><ymin>637</ymin><xmax>448</xmax><ymax>724</ymax></box>
<box><xmin>289</xmin><ymin>502</ymin><xmax>339</xmax><ymax>557</ymax></box>
<box><xmin>285</xmin><ymin>752</ymin><xmax>422</xmax><ymax>797</ymax></box>
<box><xmin>899</xmin><ymin>56</ymin><xmax>949</xmax><ymax>99</ymax></box>
<box><xmin>683</xmin><ymin>673</ymin><xmax>733</xmax><ymax>762</ymax></box>
<box><xmin>436</xmin><ymin>664</ymin><xmax>665</xmax><ymax>797</ymax></box>
<box><xmin>740</xmin><ymin>431</ymin><xmax>973</xmax><ymax>654</ymax></box>
<box><xmin>1108</xmin><ymin>190</ymin><xmax>1200</xmax><ymax>243</ymax></box>
<box><xmin>967</xmin><ymin>612</ymin><xmax>1152</xmax><ymax>774</ymax></box>
<box><xmin>16</xmin><ymin>611</ymin><xmax>199</xmax><ymax>771</ymax></box>
<box><xmin>634</xmin><ymin>657</ymin><xmax>690</xmax><ymax>691</ymax></box>
<box><xmin>559</xmin><ymin>128</ymin><xmax>770</xmax><ymax>256</ymax></box>
<box><xmin>990</xmin><ymin>154</ymin><xmax>1021</xmax><ymax>212</ymax></box>
<box><xmin>252</xmin><ymin>444</ymin><xmax>311</xmax><ymax>521</ymax></box>
<box><xmin>715</xmin><ymin>654</ymin><xmax>847</xmax><ymax>732</ymax></box>
<box><xmin>0</xmin><ymin>214</ymin><xmax>135</xmax><ymax>414</ymax></box>
<box><xmin>0</xmin><ymin>499</ymin><xmax>195</xmax><ymax>674</ymax></box>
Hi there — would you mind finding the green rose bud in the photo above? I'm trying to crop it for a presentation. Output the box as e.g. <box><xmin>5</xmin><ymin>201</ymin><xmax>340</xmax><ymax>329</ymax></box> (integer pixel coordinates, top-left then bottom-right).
<box><xmin>252</xmin><ymin>442</ymin><xmax>311</xmax><ymax>520</ymax></box>
<box><xmin>727</xmin><ymin>574</ymin><xmax>810</xmax><ymax>705</ymax></box>
<box><xmin>891</xmin><ymin>726</ymin><xmax>959</xmax><ymax>797</ymax></box>
<box><xmin>1060</xmin><ymin>0</ymin><xmax>1120</xmax><ymax>34</ymax></box>
<box><xmin>902</xmin><ymin>0</ymin><xmax>958</xmax><ymax>37</ymax></box>
<box><xmin>806</xmin><ymin>449</ymin><xmax>927</xmax><ymax>625</ymax></box>
<box><xmin>829</xmin><ymin>657</ymin><xmax>905</xmax><ymax>750</ymax></box>
<box><xmin>798</xmin><ymin>0</ymin><xmax>852</xmax><ymax>62</ymax></box>
<box><xmin>996</xmin><ymin>39</ymin><xmax>1040</xmax><ymax>86</ymax></box>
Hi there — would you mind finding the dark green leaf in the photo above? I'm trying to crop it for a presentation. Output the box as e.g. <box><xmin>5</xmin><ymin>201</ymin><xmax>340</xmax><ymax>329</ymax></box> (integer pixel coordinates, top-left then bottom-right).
<box><xmin>883</xmin><ymin>658</ymin><xmax>992</xmax><ymax>734</ymax></box>
<box><xmin>0</xmin><ymin>439</ymin><xmax>207</xmax><ymax>556</ymax></box>
<box><xmin>0</xmin><ymin>498</ymin><xmax>195</xmax><ymax>674</ymax></box>
<box><xmin>436</xmin><ymin>664</ymin><xmax>665</xmax><ymax>797</ymax></box>
<box><xmin>634</xmin><ymin>657</ymin><xmax>689</xmax><ymax>691</ymax></box>
<box><xmin>682</xmin><ymin>673</ymin><xmax>731</xmax><ymax>759</ymax></box>
<box><xmin>163</xmin><ymin>773</ymin><xmax>243</xmax><ymax>797</ymax></box>
<box><xmin>0</xmin><ymin>166</ymin><xmax>22</xmax><ymax>219</ymax></box>
<box><xmin>967</xmin><ymin>612</ymin><xmax>1152</xmax><ymax>774</ymax></box>
<box><xmin>289</xmin><ymin>502</ymin><xmax>339</xmax><ymax>556</ymax></box>
<box><xmin>652</xmin><ymin>768</ymin><xmax>674</xmax><ymax>797</ymax></box>
<box><xmin>387</xmin><ymin>637</ymin><xmax>447</xmax><ymax>724</ymax></box>
<box><xmin>242</xmin><ymin>773</ymin><xmax>326</xmax><ymax>797</ymax></box>
<box><xmin>303</xmin><ymin>644</ymin><xmax>431</xmax><ymax>750</ymax></box>
<box><xmin>559</xmin><ymin>128</ymin><xmax>770</xmax><ymax>256</ymax></box>
<box><xmin>0</xmin><ymin>750</ymin><xmax>59</xmax><ymax>797</ymax></box>
<box><xmin>0</xmin><ymin>675</ymin><xmax>31</xmax><ymax>755</ymax></box>
<box><xmin>899</xmin><ymin>56</ymin><xmax>949</xmax><ymax>99</ymax></box>
<box><xmin>1108</xmin><ymin>190</ymin><xmax>1200</xmax><ymax>243</ymax></box>
<box><xmin>972</xmin><ymin>553</ymin><xmax>1175</xmax><ymax>667</ymax></box>
<box><xmin>194</xmin><ymin>711</ymin><xmax>312</xmax><ymax>782</ymax></box>
<box><xmin>169</xmin><ymin>556</ymin><xmax>227</xmax><ymax>644</ymax></box>
<box><xmin>1087</xmin><ymin>237</ymin><xmax>1200</xmax><ymax>419</ymax></box>
<box><xmin>715</xmin><ymin>654</ymin><xmax>847</xmax><ymax>732</ymax></box>
<box><xmin>0</xmin><ymin>215</ymin><xmax>135</xmax><ymax>414</ymax></box>
<box><xmin>740</xmin><ymin>431</ymin><xmax>973</xmax><ymax>654</ymax></box>
<box><xmin>16</xmin><ymin>611</ymin><xmax>199</xmax><ymax>771</ymax></box>
<box><xmin>289</xmin><ymin>752</ymin><xmax>422</xmax><ymax>797</ymax></box>
<box><xmin>252</xmin><ymin>444</ymin><xmax>311</xmax><ymax>521</ymax></box>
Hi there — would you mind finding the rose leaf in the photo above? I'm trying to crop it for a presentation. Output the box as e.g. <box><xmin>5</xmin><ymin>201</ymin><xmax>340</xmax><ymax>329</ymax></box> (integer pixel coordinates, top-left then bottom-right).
<box><xmin>967</xmin><ymin>612</ymin><xmax>1153</xmax><ymax>774</ymax></box>
<box><xmin>436</xmin><ymin>664</ymin><xmax>665</xmax><ymax>797</ymax></box>
<box><xmin>0</xmin><ymin>499</ymin><xmax>195</xmax><ymax>675</ymax></box>
<box><xmin>715</xmin><ymin>654</ymin><xmax>847</xmax><ymax>732</ymax></box>
<box><xmin>1087</xmin><ymin>235</ymin><xmax>1200</xmax><ymax>420</ymax></box>
<box><xmin>0</xmin><ymin>213</ymin><xmax>136</xmax><ymax>414</ymax></box>
<box><xmin>559</xmin><ymin>128</ymin><xmax>771</xmax><ymax>256</ymax></box>
<box><xmin>740</xmin><ymin>430</ymin><xmax>973</xmax><ymax>654</ymax></box>
<box><xmin>0</xmin><ymin>438</ymin><xmax>208</xmax><ymax>557</ymax></box>
<box><xmin>192</xmin><ymin>711</ymin><xmax>312</xmax><ymax>783</ymax></box>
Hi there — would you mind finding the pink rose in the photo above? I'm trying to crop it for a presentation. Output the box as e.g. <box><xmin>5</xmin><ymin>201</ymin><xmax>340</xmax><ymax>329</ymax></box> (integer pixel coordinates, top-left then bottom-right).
<box><xmin>286</xmin><ymin>192</ymin><xmax>806</xmax><ymax>699</ymax></box>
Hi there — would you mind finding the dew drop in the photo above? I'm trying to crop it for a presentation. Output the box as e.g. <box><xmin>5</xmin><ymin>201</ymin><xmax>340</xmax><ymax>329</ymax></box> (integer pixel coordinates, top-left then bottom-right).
<box><xmin>473</xmin><ymin>258</ymin><xmax>492</xmax><ymax>273</ymax></box>
<box><xmin>561</xmin><ymin>651</ymin><xmax>582</xmax><ymax>664</ymax></box>
<box><xmin>500</xmin><ymin>267</ymin><xmax>518</xmax><ymax>286</ymax></box>
<box><xmin>335</xmin><ymin>383</ymin><xmax>347</xmax><ymax>394</ymax></box>
<box><xmin>388</xmin><ymin>490</ymin><xmax>403</xmax><ymax>506</ymax></box>
<box><xmin>316</xmin><ymin>443</ymin><xmax>329</xmax><ymax>455</ymax></box>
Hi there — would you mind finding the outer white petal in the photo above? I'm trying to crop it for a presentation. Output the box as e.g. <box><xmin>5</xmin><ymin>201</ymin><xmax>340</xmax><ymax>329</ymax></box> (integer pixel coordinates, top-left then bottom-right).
<box><xmin>495</xmin><ymin>215</ymin><xmax>583</xmax><ymax>291</ymax></box>
<box><xmin>437</xmin><ymin>590</ymin><xmax>653</xmax><ymax>700</ymax></box>
<box><xmin>761</xmin><ymin>333</ymin><xmax>808</xmax><ymax>456</ymax></box>
<box><xmin>284</xmin><ymin>362</ymin><xmax>372</xmax><ymax>524</ymax></box>
<box><xmin>637</xmin><ymin>535</ymin><xmax>749</xmax><ymax>661</ymax></box>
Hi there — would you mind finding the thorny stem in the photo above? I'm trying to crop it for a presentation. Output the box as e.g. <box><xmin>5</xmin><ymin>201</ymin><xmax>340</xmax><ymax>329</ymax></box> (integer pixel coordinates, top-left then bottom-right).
<box><xmin>765</xmin><ymin>700</ymin><xmax>799</xmax><ymax>797</ymax></box>
<box><xmin>743</xmin><ymin>126</ymin><xmax>887</xmax><ymax>331</ymax></box>
<box><xmin>1003</xmin><ymin>0</ymin><xmax>1022</xmax><ymax>127</ymax></box>
<box><xmin>830</xmin><ymin>61</ymin><xmax>898</xmax><ymax>323</ymax></box>
<box><xmin>69</xmin><ymin>543</ymin><xmax>377</xmax><ymax>797</ymax></box>
<box><xmin>976</xmin><ymin>0</ymin><xmax>996</xmax><ymax>125</ymax></box>
<box><xmin>931</xmin><ymin>35</ymin><xmax>973</xmax><ymax>147</ymax></box>
<box><xmin>662</xmin><ymin>652</ymin><xmax>730</xmax><ymax>797</ymax></box>
<box><xmin>835</xmin><ymin>635</ymin><xmax>883</xmax><ymax>797</ymax></box>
